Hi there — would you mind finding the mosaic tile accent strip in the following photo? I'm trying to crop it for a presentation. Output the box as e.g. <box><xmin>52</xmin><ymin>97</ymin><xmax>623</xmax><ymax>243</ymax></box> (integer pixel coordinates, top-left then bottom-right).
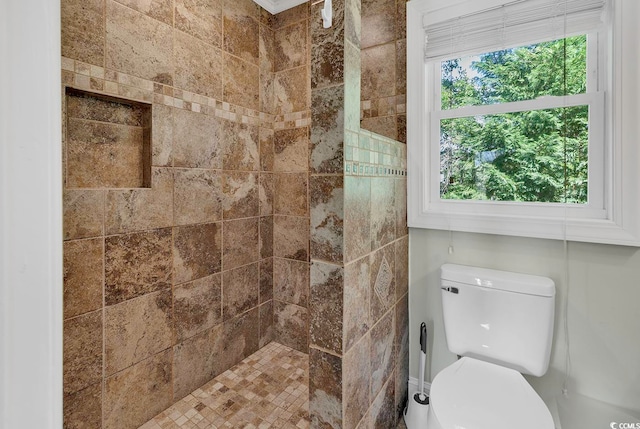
<box><xmin>139</xmin><ymin>342</ymin><xmax>309</xmax><ymax>429</ymax></box>
<box><xmin>273</xmin><ymin>111</ymin><xmax>312</xmax><ymax>130</ymax></box>
<box><xmin>62</xmin><ymin>57</ymin><xmax>273</xmax><ymax>129</ymax></box>
<box><xmin>344</xmin><ymin>130</ymin><xmax>407</xmax><ymax>177</ymax></box>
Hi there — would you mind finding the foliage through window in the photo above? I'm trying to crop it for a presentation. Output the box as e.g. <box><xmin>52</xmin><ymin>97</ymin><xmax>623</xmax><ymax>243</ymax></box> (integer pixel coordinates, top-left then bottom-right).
<box><xmin>436</xmin><ymin>36</ymin><xmax>590</xmax><ymax>204</ymax></box>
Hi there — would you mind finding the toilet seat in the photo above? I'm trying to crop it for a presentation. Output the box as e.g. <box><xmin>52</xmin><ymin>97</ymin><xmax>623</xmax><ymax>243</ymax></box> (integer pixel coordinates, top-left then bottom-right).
<box><xmin>429</xmin><ymin>357</ymin><xmax>554</xmax><ymax>429</ymax></box>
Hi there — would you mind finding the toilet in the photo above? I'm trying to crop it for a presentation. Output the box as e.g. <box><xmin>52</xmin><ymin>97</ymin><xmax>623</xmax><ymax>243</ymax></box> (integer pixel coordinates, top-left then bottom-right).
<box><xmin>427</xmin><ymin>264</ymin><xmax>556</xmax><ymax>429</ymax></box>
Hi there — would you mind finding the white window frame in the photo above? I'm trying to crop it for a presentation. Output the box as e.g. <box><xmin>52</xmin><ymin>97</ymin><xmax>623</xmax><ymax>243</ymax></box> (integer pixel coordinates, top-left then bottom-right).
<box><xmin>407</xmin><ymin>0</ymin><xmax>640</xmax><ymax>246</ymax></box>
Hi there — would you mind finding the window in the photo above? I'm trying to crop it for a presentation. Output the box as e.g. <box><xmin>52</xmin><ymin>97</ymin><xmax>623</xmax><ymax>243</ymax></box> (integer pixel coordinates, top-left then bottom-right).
<box><xmin>406</xmin><ymin>0</ymin><xmax>640</xmax><ymax>246</ymax></box>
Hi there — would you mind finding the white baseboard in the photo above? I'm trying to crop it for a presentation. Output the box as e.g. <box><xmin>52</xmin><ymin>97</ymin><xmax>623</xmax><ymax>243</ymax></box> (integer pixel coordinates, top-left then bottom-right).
<box><xmin>408</xmin><ymin>376</ymin><xmax>431</xmax><ymax>396</ymax></box>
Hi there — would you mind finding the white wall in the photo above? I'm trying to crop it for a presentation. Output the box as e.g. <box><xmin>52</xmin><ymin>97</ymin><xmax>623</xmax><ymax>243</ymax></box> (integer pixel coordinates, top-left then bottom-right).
<box><xmin>409</xmin><ymin>228</ymin><xmax>640</xmax><ymax>414</ymax></box>
<box><xmin>0</xmin><ymin>1</ymin><xmax>63</xmax><ymax>428</ymax></box>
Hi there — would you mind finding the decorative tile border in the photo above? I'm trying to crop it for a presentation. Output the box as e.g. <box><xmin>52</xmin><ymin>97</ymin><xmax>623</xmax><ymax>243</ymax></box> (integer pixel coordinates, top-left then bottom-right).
<box><xmin>274</xmin><ymin>111</ymin><xmax>312</xmax><ymax>129</ymax></box>
<box><xmin>344</xmin><ymin>129</ymin><xmax>407</xmax><ymax>177</ymax></box>
<box><xmin>62</xmin><ymin>57</ymin><xmax>274</xmax><ymax>128</ymax></box>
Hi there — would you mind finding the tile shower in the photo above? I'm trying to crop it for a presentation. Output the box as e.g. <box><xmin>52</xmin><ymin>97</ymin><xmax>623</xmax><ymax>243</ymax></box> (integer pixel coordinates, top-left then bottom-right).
<box><xmin>61</xmin><ymin>0</ymin><xmax>408</xmax><ymax>428</ymax></box>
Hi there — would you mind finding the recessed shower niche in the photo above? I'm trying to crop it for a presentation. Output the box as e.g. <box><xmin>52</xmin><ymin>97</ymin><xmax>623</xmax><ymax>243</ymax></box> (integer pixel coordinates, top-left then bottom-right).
<box><xmin>64</xmin><ymin>87</ymin><xmax>151</xmax><ymax>189</ymax></box>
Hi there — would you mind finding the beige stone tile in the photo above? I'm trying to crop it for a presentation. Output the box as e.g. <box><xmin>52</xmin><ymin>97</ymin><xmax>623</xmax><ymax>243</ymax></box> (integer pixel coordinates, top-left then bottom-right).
<box><xmin>309</xmin><ymin>262</ymin><xmax>342</xmax><ymax>354</ymax></box>
<box><xmin>173</xmin><ymin>108</ymin><xmax>223</xmax><ymax>169</ymax></box>
<box><xmin>260</xmin><ymin>215</ymin><xmax>274</xmax><ymax>259</ymax></box>
<box><xmin>105</xmin><ymin>167</ymin><xmax>174</xmax><ymax>234</ymax></box>
<box><xmin>309</xmin><ymin>175</ymin><xmax>344</xmax><ymax>264</ymax></box>
<box><xmin>112</xmin><ymin>0</ymin><xmax>173</xmax><ymax>25</ymax></box>
<box><xmin>174</xmin><ymin>273</ymin><xmax>222</xmax><ymax>342</ymax></box>
<box><xmin>104</xmin><ymin>350</ymin><xmax>173</xmax><ymax>429</ymax></box>
<box><xmin>224</xmin><ymin>53</ymin><xmax>260</xmax><ymax>110</ymax></box>
<box><xmin>173</xmin><ymin>324</ymin><xmax>225</xmax><ymax>399</ymax></box>
<box><xmin>394</xmin><ymin>236</ymin><xmax>408</xmax><ymax>300</ymax></box>
<box><xmin>152</xmin><ymin>103</ymin><xmax>173</xmax><ymax>166</ymax></box>
<box><xmin>310</xmin><ymin>85</ymin><xmax>344</xmax><ymax>174</ymax></box>
<box><xmin>64</xmin><ymin>383</ymin><xmax>102</xmax><ymax>429</ymax></box>
<box><xmin>222</xmin><ymin>121</ymin><xmax>260</xmax><ymax>171</ymax></box>
<box><xmin>396</xmin><ymin>39</ymin><xmax>406</xmax><ymax>96</ymax></box>
<box><xmin>370</xmin><ymin>310</ymin><xmax>395</xmax><ymax>399</ymax></box>
<box><xmin>67</xmin><ymin>90</ymin><xmax>145</xmax><ymax>125</ymax></box>
<box><xmin>259</xmin><ymin>300</ymin><xmax>274</xmax><ymax>347</ymax></box>
<box><xmin>175</xmin><ymin>0</ymin><xmax>223</xmax><ymax>48</ymax></box>
<box><xmin>361</xmin><ymin>43</ymin><xmax>396</xmax><ymax>100</ymax></box>
<box><xmin>395</xmin><ymin>346</ymin><xmax>409</xmax><ymax>422</ymax></box>
<box><xmin>369</xmin><ymin>243</ymin><xmax>395</xmax><ymax>325</ymax></box>
<box><xmin>106</xmin><ymin>0</ymin><xmax>174</xmax><ymax>85</ymax></box>
<box><xmin>344</xmin><ymin>333</ymin><xmax>370</xmax><ymax>429</ymax></box>
<box><xmin>369</xmin><ymin>376</ymin><xmax>396</xmax><ymax>428</ymax></box>
<box><xmin>104</xmin><ymin>289</ymin><xmax>173</xmax><ymax>375</ymax></box>
<box><xmin>274</xmin><ymin>301</ymin><xmax>308</xmax><ymax>353</ymax></box>
<box><xmin>344</xmin><ymin>176</ymin><xmax>371</xmax><ymax>263</ymax></box>
<box><xmin>173</xmin><ymin>222</ymin><xmax>223</xmax><ymax>284</ymax></box>
<box><xmin>104</xmin><ymin>227</ymin><xmax>173</xmax><ymax>305</ymax></box>
<box><xmin>259</xmin><ymin>24</ymin><xmax>275</xmax><ymax>73</ymax></box>
<box><xmin>222</xmin><ymin>262</ymin><xmax>260</xmax><ymax>320</ymax></box>
<box><xmin>275</xmin><ymin>173</ymin><xmax>308</xmax><ymax>216</ymax></box>
<box><xmin>223</xmin><ymin>0</ymin><xmax>259</xmax><ymax>64</ymax></box>
<box><xmin>174</xmin><ymin>29</ymin><xmax>223</xmax><ymax>99</ymax></box>
<box><xmin>259</xmin><ymin>173</ymin><xmax>274</xmax><ymax>216</ymax></box>
<box><xmin>271</xmin><ymin>3</ymin><xmax>309</xmax><ymax>29</ymax></box>
<box><xmin>274</xmin><ymin>21</ymin><xmax>308</xmax><ymax>72</ymax></box>
<box><xmin>361</xmin><ymin>0</ymin><xmax>396</xmax><ymax>49</ymax></box>
<box><xmin>173</xmin><ymin>168</ymin><xmax>223</xmax><ymax>225</ymax></box>
<box><xmin>261</xmin><ymin>69</ymin><xmax>275</xmax><ymax>114</ymax></box>
<box><xmin>344</xmin><ymin>257</ymin><xmax>370</xmax><ymax>353</ymax></box>
<box><xmin>310</xmin><ymin>0</ymin><xmax>344</xmax><ymax>90</ymax></box>
<box><xmin>223</xmin><ymin>217</ymin><xmax>260</xmax><ymax>270</ymax></box>
<box><xmin>274</xmin><ymin>127</ymin><xmax>309</xmax><ymax>172</ymax></box>
<box><xmin>259</xmin><ymin>127</ymin><xmax>274</xmax><ymax>172</ymax></box>
<box><xmin>370</xmin><ymin>177</ymin><xmax>395</xmax><ymax>249</ymax></box>
<box><xmin>259</xmin><ymin>257</ymin><xmax>274</xmax><ymax>303</ymax></box>
<box><xmin>360</xmin><ymin>115</ymin><xmax>397</xmax><ymax>141</ymax></box>
<box><xmin>63</xmin><ymin>310</ymin><xmax>103</xmax><ymax>394</ymax></box>
<box><xmin>274</xmin><ymin>258</ymin><xmax>309</xmax><ymax>307</ymax></box>
<box><xmin>273</xmin><ymin>215</ymin><xmax>309</xmax><ymax>261</ymax></box>
<box><xmin>64</xmin><ymin>238</ymin><xmax>104</xmax><ymax>319</ymax></box>
<box><xmin>221</xmin><ymin>307</ymin><xmax>260</xmax><ymax>369</ymax></box>
<box><xmin>274</xmin><ymin>66</ymin><xmax>310</xmax><ymax>114</ymax></box>
<box><xmin>395</xmin><ymin>293</ymin><xmax>408</xmax><ymax>363</ymax></box>
<box><xmin>309</xmin><ymin>347</ymin><xmax>341</xmax><ymax>427</ymax></box>
<box><xmin>61</xmin><ymin>0</ymin><xmax>105</xmax><ymax>65</ymax></box>
<box><xmin>223</xmin><ymin>171</ymin><xmax>259</xmax><ymax>219</ymax></box>
<box><xmin>63</xmin><ymin>189</ymin><xmax>105</xmax><ymax>241</ymax></box>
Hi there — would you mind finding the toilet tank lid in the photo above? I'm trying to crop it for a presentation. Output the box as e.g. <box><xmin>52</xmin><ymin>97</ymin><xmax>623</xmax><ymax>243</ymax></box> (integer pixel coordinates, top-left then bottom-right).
<box><xmin>441</xmin><ymin>264</ymin><xmax>555</xmax><ymax>297</ymax></box>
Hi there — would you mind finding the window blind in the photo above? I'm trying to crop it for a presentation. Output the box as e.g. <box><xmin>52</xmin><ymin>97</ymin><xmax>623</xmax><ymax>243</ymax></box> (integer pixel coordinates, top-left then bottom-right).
<box><xmin>423</xmin><ymin>0</ymin><xmax>607</xmax><ymax>61</ymax></box>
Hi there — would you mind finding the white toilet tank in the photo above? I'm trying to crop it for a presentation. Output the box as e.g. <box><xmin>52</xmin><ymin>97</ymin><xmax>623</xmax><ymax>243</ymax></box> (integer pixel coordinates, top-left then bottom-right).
<box><xmin>440</xmin><ymin>264</ymin><xmax>555</xmax><ymax>377</ymax></box>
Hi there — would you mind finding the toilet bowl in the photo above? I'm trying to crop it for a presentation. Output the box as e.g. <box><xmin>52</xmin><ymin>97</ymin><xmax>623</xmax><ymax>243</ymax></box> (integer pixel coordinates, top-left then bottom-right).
<box><xmin>426</xmin><ymin>357</ymin><xmax>554</xmax><ymax>429</ymax></box>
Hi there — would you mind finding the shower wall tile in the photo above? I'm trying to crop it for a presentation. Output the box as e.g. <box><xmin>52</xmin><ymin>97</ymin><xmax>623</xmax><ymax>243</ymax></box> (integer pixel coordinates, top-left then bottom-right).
<box><xmin>66</xmin><ymin>90</ymin><xmax>145</xmax><ymax>125</ymax></box>
<box><xmin>309</xmin><ymin>348</ymin><xmax>342</xmax><ymax>428</ymax></box>
<box><xmin>359</xmin><ymin>115</ymin><xmax>397</xmax><ymax>141</ymax></box>
<box><xmin>222</xmin><ymin>121</ymin><xmax>260</xmax><ymax>171</ymax></box>
<box><xmin>310</xmin><ymin>0</ymin><xmax>345</xmax><ymax>89</ymax></box>
<box><xmin>104</xmin><ymin>227</ymin><xmax>173</xmax><ymax>305</ymax></box>
<box><xmin>63</xmin><ymin>310</ymin><xmax>103</xmax><ymax>394</ymax></box>
<box><xmin>260</xmin><ymin>70</ymin><xmax>275</xmax><ymax>115</ymax></box>
<box><xmin>343</xmin><ymin>333</ymin><xmax>370</xmax><ymax>429</ymax></box>
<box><xmin>64</xmin><ymin>382</ymin><xmax>102</xmax><ymax>429</ymax></box>
<box><xmin>343</xmin><ymin>257</ymin><xmax>370</xmax><ymax>352</ymax></box>
<box><xmin>259</xmin><ymin>300</ymin><xmax>275</xmax><ymax>347</ymax></box>
<box><xmin>361</xmin><ymin>0</ymin><xmax>395</xmax><ymax>49</ymax></box>
<box><xmin>274</xmin><ymin>257</ymin><xmax>309</xmax><ymax>306</ymax></box>
<box><xmin>397</xmin><ymin>113</ymin><xmax>407</xmax><ymax>144</ymax></box>
<box><xmin>369</xmin><ymin>376</ymin><xmax>396</xmax><ymax>429</ymax></box>
<box><xmin>344</xmin><ymin>0</ymin><xmax>361</xmax><ymax>48</ymax></box>
<box><xmin>104</xmin><ymin>289</ymin><xmax>173</xmax><ymax>375</ymax></box>
<box><xmin>222</xmin><ymin>262</ymin><xmax>260</xmax><ymax>319</ymax></box>
<box><xmin>173</xmin><ymin>168</ymin><xmax>223</xmax><ymax>225</ymax></box>
<box><xmin>173</xmin><ymin>222</ymin><xmax>222</xmax><ymax>284</ymax></box>
<box><xmin>344</xmin><ymin>176</ymin><xmax>371</xmax><ymax>263</ymax></box>
<box><xmin>274</xmin><ymin>66</ymin><xmax>309</xmax><ymax>114</ymax></box>
<box><xmin>275</xmin><ymin>172</ymin><xmax>308</xmax><ymax>216</ymax></box>
<box><xmin>175</xmin><ymin>0</ymin><xmax>223</xmax><ymax>48</ymax></box>
<box><xmin>395</xmin><ymin>39</ymin><xmax>406</xmax><ymax>95</ymax></box>
<box><xmin>259</xmin><ymin>216</ymin><xmax>274</xmax><ymax>259</ymax></box>
<box><xmin>274</xmin><ymin>21</ymin><xmax>308</xmax><ymax>72</ymax></box>
<box><xmin>259</xmin><ymin>258</ymin><xmax>274</xmax><ymax>303</ymax></box>
<box><xmin>370</xmin><ymin>310</ymin><xmax>395</xmax><ymax>399</ymax></box>
<box><xmin>361</xmin><ymin>42</ymin><xmax>395</xmax><ymax>101</ymax></box>
<box><xmin>173</xmin><ymin>324</ymin><xmax>224</xmax><ymax>399</ymax></box>
<box><xmin>310</xmin><ymin>85</ymin><xmax>344</xmax><ymax>174</ymax></box>
<box><xmin>113</xmin><ymin>0</ymin><xmax>173</xmax><ymax>25</ymax></box>
<box><xmin>309</xmin><ymin>262</ymin><xmax>343</xmax><ymax>354</ymax></box>
<box><xmin>105</xmin><ymin>167</ymin><xmax>174</xmax><ymax>234</ymax></box>
<box><xmin>395</xmin><ymin>348</ymin><xmax>409</xmax><ymax>419</ymax></box>
<box><xmin>259</xmin><ymin>127</ymin><xmax>275</xmax><ymax>171</ymax></box>
<box><xmin>174</xmin><ymin>30</ymin><xmax>223</xmax><ymax>99</ymax></box>
<box><xmin>396</xmin><ymin>0</ymin><xmax>407</xmax><ymax>40</ymax></box>
<box><xmin>370</xmin><ymin>243</ymin><xmax>395</xmax><ymax>325</ymax></box>
<box><xmin>223</xmin><ymin>0</ymin><xmax>259</xmax><ymax>64</ymax></box>
<box><xmin>106</xmin><ymin>0</ymin><xmax>174</xmax><ymax>85</ymax></box>
<box><xmin>172</xmin><ymin>108</ymin><xmax>223</xmax><ymax>169</ymax></box>
<box><xmin>259</xmin><ymin>173</ymin><xmax>274</xmax><ymax>215</ymax></box>
<box><xmin>274</xmin><ymin>301</ymin><xmax>308</xmax><ymax>353</ymax></box>
<box><xmin>395</xmin><ymin>293</ymin><xmax>409</xmax><ymax>367</ymax></box>
<box><xmin>64</xmin><ymin>238</ymin><xmax>103</xmax><ymax>319</ymax></box>
<box><xmin>274</xmin><ymin>215</ymin><xmax>309</xmax><ymax>261</ymax></box>
<box><xmin>274</xmin><ymin>127</ymin><xmax>309</xmax><ymax>172</ymax></box>
<box><xmin>173</xmin><ymin>273</ymin><xmax>222</xmax><ymax>342</ymax></box>
<box><xmin>310</xmin><ymin>175</ymin><xmax>344</xmax><ymax>264</ymax></box>
<box><xmin>221</xmin><ymin>307</ymin><xmax>260</xmax><ymax>370</ymax></box>
<box><xmin>260</xmin><ymin>24</ymin><xmax>275</xmax><ymax>73</ymax></box>
<box><xmin>370</xmin><ymin>177</ymin><xmax>396</xmax><ymax>249</ymax></box>
<box><xmin>103</xmin><ymin>349</ymin><xmax>173</xmax><ymax>429</ymax></box>
<box><xmin>223</xmin><ymin>171</ymin><xmax>259</xmax><ymax>219</ymax></box>
<box><xmin>223</xmin><ymin>217</ymin><xmax>259</xmax><ymax>270</ymax></box>
<box><xmin>271</xmin><ymin>3</ymin><xmax>308</xmax><ymax>29</ymax></box>
<box><xmin>395</xmin><ymin>177</ymin><xmax>408</xmax><ymax>236</ymax></box>
<box><xmin>63</xmin><ymin>190</ymin><xmax>105</xmax><ymax>241</ymax></box>
<box><xmin>394</xmin><ymin>236</ymin><xmax>408</xmax><ymax>300</ymax></box>
<box><xmin>151</xmin><ymin>104</ymin><xmax>173</xmax><ymax>166</ymax></box>
<box><xmin>223</xmin><ymin>53</ymin><xmax>260</xmax><ymax>110</ymax></box>
<box><xmin>61</xmin><ymin>0</ymin><xmax>105</xmax><ymax>65</ymax></box>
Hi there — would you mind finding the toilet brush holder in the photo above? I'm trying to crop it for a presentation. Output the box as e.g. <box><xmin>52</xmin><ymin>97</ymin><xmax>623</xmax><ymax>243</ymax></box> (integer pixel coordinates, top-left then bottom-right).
<box><xmin>404</xmin><ymin>323</ymin><xmax>429</xmax><ymax>429</ymax></box>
